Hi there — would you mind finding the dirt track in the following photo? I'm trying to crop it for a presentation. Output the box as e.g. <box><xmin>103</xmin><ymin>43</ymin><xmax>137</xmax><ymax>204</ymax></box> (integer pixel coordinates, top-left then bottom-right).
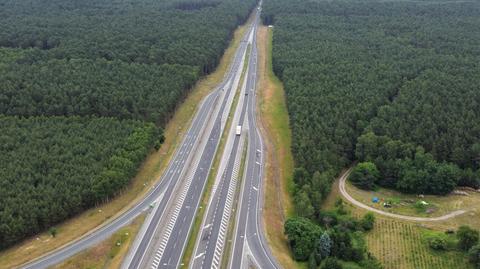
<box><xmin>339</xmin><ymin>168</ymin><xmax>466</xmax><ymax>222</ymax></box>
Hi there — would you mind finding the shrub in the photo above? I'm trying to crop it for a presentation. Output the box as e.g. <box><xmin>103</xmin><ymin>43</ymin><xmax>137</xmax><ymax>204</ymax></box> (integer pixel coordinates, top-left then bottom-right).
<box><xmin>428</xmin><ymin>236</ymin><xmax>448</xmax><ymax>251</ymax></box>
<box><xmin>468</xmin><ymin>244</ymin><xmax>480</xmax><ymax>268</ymax></box>
<box><xmin>284</xmin><ymin>217</ymin><xmax>323</xmax><ymax>261</ymax></box>
<box><xmin>349</xmin><ymin>162</ymin><xmax>380</xmax><ymax>190</ymax></box>
<box><xmin>320</xmin><ymin>257</ymin><xmax>343</xmax><ymax>269</ymax></box>
<box><xmin>360</xmin><ymin>213</ymin><xmax>375</xmax><ymax>231</ymax></box>
<box><xmin>457</xmin><ymin>226</ymin><xmax>480</xmax><ymax>251</ymax></box>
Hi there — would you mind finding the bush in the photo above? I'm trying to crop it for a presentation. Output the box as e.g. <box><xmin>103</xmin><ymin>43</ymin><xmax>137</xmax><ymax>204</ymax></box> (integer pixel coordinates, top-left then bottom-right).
<box><xmin>349</xmin><ymin>162</ymin><xmax>380</xmax><ymax>190</ymax></box>
<box><xmin>457</xmin><ymin>226</ymin><xmax>480</xmax><ymax>251</ymax></box>
<box><xmin>360</xmin><ymin>213</ymin><xmax>375</xmax><ymax>231</ymax></box>
<box><xmin>428</xmin><ymin>236</ymin><xmax>448</xmax><ymax>251</ymax></box>
<box><xmin>468</xmin><ymin>244</ymin><xmax>480</xmax><ymax>268</ymax></box>
<box><xmin>284</xmin><ymin>217</ymin><xmax>323</xmax><ymax>261</ymax></box>
<box><xmin>360</xmin><ymin>253</ymin><xmax>383</xmax><ymax>269</ymax></box>
<box><xmin>320</xmin><ymin>257</ymin><xmax>343</xmax><ymax>269</ymax></box>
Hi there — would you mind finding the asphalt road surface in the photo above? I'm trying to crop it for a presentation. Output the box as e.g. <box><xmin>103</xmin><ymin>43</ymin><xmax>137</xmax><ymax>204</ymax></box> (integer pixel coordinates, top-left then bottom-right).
<box><xmin>122</xmin><ymin>18</ymin><xmax>256</xmax><ymax>269</ymax></box>
<box><xmin>20</xmin><ymin>12</ymin><xmax>250</xmax><ymax>269</ymax></box>
<box><xmin>20</xmin><ymin>74</ymin><xmax>219</xmax><ymax>269</ymax></box>
<box><xmin>229</xmin><ymin>7</ymin><xmax>281</xmax><ymax>269</ymax></box>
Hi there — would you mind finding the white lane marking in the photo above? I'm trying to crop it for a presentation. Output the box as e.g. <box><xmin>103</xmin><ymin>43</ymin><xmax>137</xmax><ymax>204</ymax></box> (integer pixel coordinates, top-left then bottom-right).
<box><xmin>194</xmin><ymin>252</ymin><xmax>205</xmax><ymax>259</ymax></box>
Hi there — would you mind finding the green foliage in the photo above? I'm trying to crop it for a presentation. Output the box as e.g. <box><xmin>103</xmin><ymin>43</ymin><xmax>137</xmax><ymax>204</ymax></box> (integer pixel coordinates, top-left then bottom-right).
<box><xmin>349</xmin><ymin>162</ymin><xmax>379</xmax><ymax>190</ymax></box>
<box><xmin>356</xmin><ymin>133</ymin><xmax>464</xmax><ymax>195</ymax></box>
<box><xmin>0</xmin><ymin>116</ymin><xmax>156</xmax><ymax>249</ymax></box>
<box><xmin>0</xmin><ymin>60</ymin><xmax>198</xmax><ymax>124</ymax></box>
<box><xmin>360</xmin><ymin>213</ymin><xmax>375</xmax><ymax>232</ymax></box>
<box><xmin>48</xmin><ymin>227</ymin><xmax>58</xmax><ymax>238</ymax></box>
<box><xmin>468</xmin><ymin>244</ymin><xmax>480</xmax><ymax>269</ymax></box>
<box><xmin>265</xmin><ymin>0</ymin><xmax>480</xmax><ymax>232</ymax></box>
<box><xmin>284</xmin><ymin>217</ymin><xmax>323</xmax><ymax>261</ymax></box>
<box><xmin>308</xmin><ymin>253</ymin><xmax>318</xmax><ymax>269</ymax></box>
<box><xmin>359</xmin><ymin>253</ymin><xmax>383</xmax><ymax>269</ymax></box>
<box><xmin>457</xmin><ymin>226</ymin><xmax>480</xmax><ymax>251</ymax></box>
<box><xmin>428</xmin><ymin>236</ymin><xmax>448</xmax><ymax>251</ymax></box>
<box><xmin>0</xmin><ymin>0</ymin><xmax>256</xmax><ymax>250</ymax></box>
<box><xmin>320</xmin><ymin>257</ymin><xmax>343</xmax><ymax>269</ymax></box>
<box><xmin>318</xmin><ymin>231</ymin><xmax>332</xmax><ymax>261</ymax></box>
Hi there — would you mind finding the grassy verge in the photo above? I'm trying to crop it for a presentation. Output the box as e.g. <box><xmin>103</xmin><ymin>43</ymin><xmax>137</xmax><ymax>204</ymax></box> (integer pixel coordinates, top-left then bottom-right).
<box><xmin>256</xmin><ymin>26</ymin><xmax>298</xmax><ymax>268</ymax></box>
<box><xmin>52</xmin><ymin>214</ymin><xmax>145</xmax><ymax>269</ymax></box>
<box><xmin>0</xmin><ymin>15</ymin><xmax>254</xmax><ymax>269</ymax></box>
<box><xmin>180</xmin><ymin>44</ymin><xmax>251</xmax><ymax>267</ymax></box>
<box><xmin>324</xmin><ymin>178</ymin><xmax>475</xmax><ymax>269</ymax></box>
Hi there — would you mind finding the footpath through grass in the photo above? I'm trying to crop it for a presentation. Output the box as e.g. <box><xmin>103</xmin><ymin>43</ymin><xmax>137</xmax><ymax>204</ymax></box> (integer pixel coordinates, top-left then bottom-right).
<box><xmin>0</xmin><ymin>15</ymin><xmax>253</xmax><ymax>269</ymax></box>
<box><xmin>256</xmin><ymin>26</ymin><xmax>298</xmax><ymax>268</ymax></box>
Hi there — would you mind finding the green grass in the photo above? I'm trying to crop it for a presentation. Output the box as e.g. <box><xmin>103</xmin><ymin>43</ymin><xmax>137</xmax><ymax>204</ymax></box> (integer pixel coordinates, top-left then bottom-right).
<box><xmin>257</xmin><ymin>26</ymin><xmax>299</xmax><ymax>269</ymax></box>
<box><xmin>324</xmin><ymin>179</ymin><xmax>474</xmax><ymax>269</ymax></box>
<box><xmin>345</xmin><ymin>180</ymin><xmax>480</xmax><ymax>218</ymax></box>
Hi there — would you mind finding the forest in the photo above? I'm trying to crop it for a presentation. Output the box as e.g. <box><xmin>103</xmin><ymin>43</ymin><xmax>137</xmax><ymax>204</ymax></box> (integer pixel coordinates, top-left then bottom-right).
<box><xmin>262</xmin><ymin>0</ymin><xmax>480</xmax><ymax>267</ymax></box>
<box><xmin>0</xmin><ymin>0</ymin><xmax>255</xmax><ymax>249</ymax></box>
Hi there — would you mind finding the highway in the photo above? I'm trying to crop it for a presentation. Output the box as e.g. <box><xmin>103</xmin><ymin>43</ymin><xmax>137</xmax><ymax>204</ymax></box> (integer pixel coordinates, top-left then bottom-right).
<box><xmin>121</xmin><ymin>16</ymin><xmax>256</xmax><ymax>269</ymax></box>
<box><xmin>20</xmin><ymin>81</ymin><xmax>218</xmax><ymax>269</ymax></box>
<box><xmin>229</xmin><ymin>6</ymin><xmax>281</xmax><ymax>269</ymax></box>
<box><xmin>189</xmin><ymin>23</ymin><xmax>251</xmax><ymax>269</ymax></box>
<box><xmin>19</xmin><ymin>11</ymin><xmax>250</xmax><ymax>269</ymax></box>
<box><xmin>191</xmin><ymin>5</ymin><xmax>281</xmax><ymax>269</ymax></box>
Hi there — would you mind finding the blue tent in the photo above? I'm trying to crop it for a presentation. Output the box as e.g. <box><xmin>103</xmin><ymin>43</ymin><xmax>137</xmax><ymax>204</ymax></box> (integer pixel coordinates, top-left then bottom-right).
<box><xmin>372</xmin><ymin>197</ymin><xmax>379</xmax><ymax>203</ymax></box>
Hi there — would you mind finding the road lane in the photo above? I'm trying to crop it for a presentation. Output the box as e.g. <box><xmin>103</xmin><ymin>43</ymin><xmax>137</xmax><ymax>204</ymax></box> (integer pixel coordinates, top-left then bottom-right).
<box><xmin>123</xmin><ymin>19</ymin><xmax>255</xmax><ymax>269</ymax></box>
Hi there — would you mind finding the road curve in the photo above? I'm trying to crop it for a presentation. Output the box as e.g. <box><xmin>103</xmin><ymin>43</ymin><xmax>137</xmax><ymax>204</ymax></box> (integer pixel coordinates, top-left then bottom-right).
<box><xmin>339</xmin><ymin>168</ymin><xmax>467</xmax><ymax>222</ymax></box>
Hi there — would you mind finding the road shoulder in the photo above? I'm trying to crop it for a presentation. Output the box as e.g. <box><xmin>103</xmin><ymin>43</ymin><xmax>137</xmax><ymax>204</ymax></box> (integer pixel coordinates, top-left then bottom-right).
<box><xmin>256</xmin><ymin>25</ymin><xmax>298</xmax><ymax>268</ymax></box>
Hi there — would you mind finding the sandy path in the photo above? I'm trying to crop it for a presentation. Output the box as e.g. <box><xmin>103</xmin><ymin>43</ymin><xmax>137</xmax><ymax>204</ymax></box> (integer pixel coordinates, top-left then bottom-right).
<box><xmin>339</xmin><ymin>168</ymin><xmax>466</xmax><ymax>222</ymax></box>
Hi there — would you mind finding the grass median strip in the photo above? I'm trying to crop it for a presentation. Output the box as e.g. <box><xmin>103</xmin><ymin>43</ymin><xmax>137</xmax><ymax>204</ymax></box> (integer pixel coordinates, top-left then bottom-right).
<box><xmin>0</xmin><ymin>15</ymin><xmax>253</xmax><ymax>269</ymax></box>
<box><xmin>180</xmin><ymin>44</ymin><xmax>251</xmax><ymax>267</ymax></box>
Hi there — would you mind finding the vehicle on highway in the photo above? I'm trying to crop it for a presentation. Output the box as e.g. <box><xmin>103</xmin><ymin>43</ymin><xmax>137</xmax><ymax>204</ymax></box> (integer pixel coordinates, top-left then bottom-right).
<box><xmin>236</xmin><ymin>125</ymin><xmax>242</xmax><ymax>136</ymax></box>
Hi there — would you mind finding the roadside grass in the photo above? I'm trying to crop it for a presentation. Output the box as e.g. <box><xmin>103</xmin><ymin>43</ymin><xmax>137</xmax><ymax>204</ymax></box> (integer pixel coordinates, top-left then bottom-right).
<box><xmin>325</xmin><ymin>178</ymin><xmax>475</xmax><ymax>269</ymax></box>
<box><xmin>256</xmin><ymin>26</ymin><xmax>298</xmax><ymax>268</ymax></box>
<box><xmin>52</xmin><ymin>214</ymin><xmax>145</xmax><ymax>269</ymax></box>
<box><xmin>345</xmin><ymin>180</ymin><xmax>480</xmax><ymax>218</ymax></box>
<box><xmin>0</xmin><ymin>15</ymin><xmax>253</xmax><ymax>269</ymax></box>
<box><xmin>180</xmin><ymin>40</ymin><xmax>252</xmax><ymax>267</ymax></box>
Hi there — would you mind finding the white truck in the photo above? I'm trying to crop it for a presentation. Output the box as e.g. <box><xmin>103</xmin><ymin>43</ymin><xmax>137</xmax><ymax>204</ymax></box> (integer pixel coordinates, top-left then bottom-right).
<box><xmin>236</xmin><ymin>125</ymin><xmax>242</xmax><ymax>136</ymax></box>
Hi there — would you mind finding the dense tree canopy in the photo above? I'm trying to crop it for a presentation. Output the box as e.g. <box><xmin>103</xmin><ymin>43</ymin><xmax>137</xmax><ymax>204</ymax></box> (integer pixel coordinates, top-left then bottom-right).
<box><xmin>265</xmin><ymin>0</ymin><xmax>479</xmax><ymax>265</ymax></box>
<box><xmin>0</xmin><ymin>116</ymin><xmax>156</xmax><ymax>249</ymax></box>
<box><xmin>262</xmin><ymin>0</ymin><xmax>480</xmax><ymax>218</ymax></box>
<box><xmin>0</xmin><ymin>0</ymin><xmax>255</xmax><ymax>249</ymax></box>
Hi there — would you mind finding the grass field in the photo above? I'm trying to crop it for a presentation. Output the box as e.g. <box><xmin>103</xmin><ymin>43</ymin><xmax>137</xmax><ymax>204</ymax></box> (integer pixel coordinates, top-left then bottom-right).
<box><xmin>0</xmin><ymin>16</ymin><xmax>254</xmax><ymax>269</ymax></box>
<box><xmin>324</xmin><ymin>178</ymin><xmax>475</xmax><ymax>269</ymax></box>
<box><xmin>52</xmin><ymin>215</ymin><xmax>145</xmax><ymax>269</ymax></box>
<box><xmin>257</xmin><ymin>26</ymin><xmax>299</xmax><ymax>268</ymax></box>
<box><xmin>345</xmin><ymin>180</ymin><xmax>480</xmax><ymax>218</ymax></box>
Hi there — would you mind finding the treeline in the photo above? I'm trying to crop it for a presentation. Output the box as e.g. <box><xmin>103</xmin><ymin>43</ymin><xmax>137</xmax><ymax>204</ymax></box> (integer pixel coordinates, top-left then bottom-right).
<box><xmin>0</xmin><ymin>59</ymin><xmax>198</xmax><ymax>124</ymax></box>
<box><xmin>0</xmin><ymin>116</ymin><xmax>156</xmax><ymax>249</ymax></box>
<box><xmin>262</xmin><ymin>0</ymin><xmax>480</xmax><ymax>267</ymax></box>
<box><xmin>0</xmin><ymin>0</ymin><xmax>255</xmax><ymax>74</ymax></box>
<box><xmin>0</xmin><ymin>0</ymin><xmax>255</xmax><ymax>249</ymax></box>
<box><xmin>285</xmin><ymin>202</ymin><xmax>381</xmax><ymax>268</ymax></box>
